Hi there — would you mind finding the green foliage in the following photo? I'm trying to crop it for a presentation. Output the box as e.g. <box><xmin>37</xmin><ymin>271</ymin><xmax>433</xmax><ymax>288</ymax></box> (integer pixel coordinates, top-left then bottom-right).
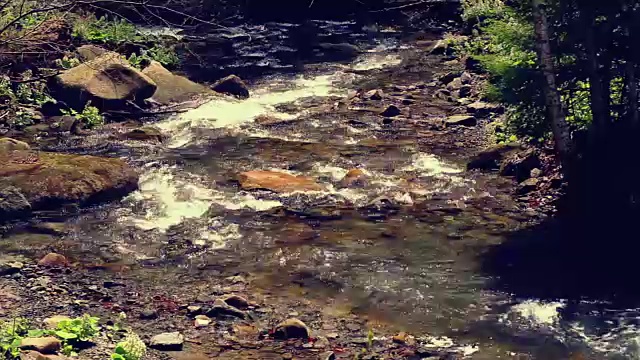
<box><xmin>462</xmin><ymin>0</ymin><xmax>506</xmax><ymax>21</ymax></box>
<box><xmin>128</xmin><ymin>45</ymin><xmax>179</xmax><ymax>69</ymax></box>
<box><xmin>366</xmin><ymin>328</ymin><xmax>374</xmax><ymax>349</ymax></box>
<box><xmin>73</xmin><ymin>16</ymin><xmax>142</xmax><ymax>44</ymax></box>
<box><xmin>111</xmin><ymin>332</ymin><xmax>146</xmax><ymax>360</ymax></box>
<box><xmin>0</xmin><ymin>77</ymin><xmax>16</xmax><ymax>102</ymax></box>
<box><xmin>62</xmin><ymin>103</ymin><xmax>104</xmax><ymax>128</ymax></box>
<box><xmin>0</xmin><ymin>318</ymin><xmax>29</xmax><ymax>359</ymax></box>
<box><xmin>13</xmin><ymin>110</ymin><xmax>35</xmax><ymax>128</ymax></box>
<box><xmin>55</xmin><ymin>56</ymin><xmax>81</xmax><ymax>70</ymax></box>
<box><xmin>52</xmin><ymin>314</ymin><xmax>99</xmax><ymax>356</ymax></box>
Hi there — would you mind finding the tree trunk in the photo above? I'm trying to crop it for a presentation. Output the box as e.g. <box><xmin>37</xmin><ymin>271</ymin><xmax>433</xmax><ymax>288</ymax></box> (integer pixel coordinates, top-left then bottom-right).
<box><xmin>582</xmin><ymin>8</ymin><xmax>609</xmax><ymax>139</ymax></box>
<box><xmin>531</xmin><ymin>0</ymin><xmax>573</xmax><ymax>165</ymax></box>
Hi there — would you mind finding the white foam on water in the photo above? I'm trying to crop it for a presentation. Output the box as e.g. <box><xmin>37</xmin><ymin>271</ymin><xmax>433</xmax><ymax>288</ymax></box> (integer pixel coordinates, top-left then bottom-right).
<box><xmin>506</xmin><ymin>300</ymin><xmax>565</xmax><ymax>327</ymax></box>
<box><xmin>352</xmin><ymin>53</ymin><xmax>402</xmax><ymax>70</ymax></box>
<box><xmin>402</xmin><ymin>153</ymin><xmax>463</xmax><ymax>176</ymax></box>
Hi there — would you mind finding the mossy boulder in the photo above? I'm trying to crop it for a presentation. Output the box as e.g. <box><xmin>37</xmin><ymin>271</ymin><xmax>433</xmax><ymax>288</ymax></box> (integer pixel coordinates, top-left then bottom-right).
<box><xmin>0</xmin><ymin>150</ymin><xmax>138</xmax><ymax>219</ymax></box>
<box><xmin>54</xmin><ymin>52</ymin><xmax>157</xmax><ymax>109</ymax></box>
<box><xmin>142</xmin><ymin>61</ymin><xmax>213</xmax><ymax>105</ymax></box>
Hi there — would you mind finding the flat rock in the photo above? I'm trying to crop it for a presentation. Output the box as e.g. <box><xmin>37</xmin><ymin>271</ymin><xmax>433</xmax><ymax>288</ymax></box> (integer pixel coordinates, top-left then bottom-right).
<box><xmin>0</xmin><ymin>256</ymin><xmax>24</xmax><ymax>276</ymax></box>
<box><xmin>212</xmin><ymin>75</ymin><xmax>249</xmax><ymax>99</ymax></box>
<box><xmin>149</xmin><ymin>332</ymin><xmax>184</xmax><ymax>351</ymax></box>
<box><xmin>0</xmin><ymin>138</ymin><xmax>30</xmax><ymax>153</ymax></box>
<box><xmin>54</xmin><ymin>52</ymin><xmax>156</xmax><ymax>109</ymax></box>
<box><xmin>254</xmin><ymin>115</ymin><xmax>298</xmax><ymax>126</ymax></box>
<box><xmin>445</xmin><ymin>115</ymin><xmax>477</xmax><ymax>127</ymax></box>
<box><xmin>20</xmin><ymin>337</ymin><xmax>61</xmax><ymax>354</ymax></box>
<box><xmin>220</xmin><ymin>294</ymin><xmax>250</xmax><ymax>309</ymax></box>
<box><xmin>467</xmin><ymin>101</ymin><xmax>502</xmax><ymax>117</ymax></box>
<box><xmin>21</xmin><ymin>350</ymin><xmax>69</xmax><ymax>360</ymax></box>
<box><xmin>142</xmin><ymin>61</ymin><xmax>213</xmax><ymax>105</ymax></box>
<box><xmin>0</xmin><ymin>151</ymin><xmax>138</xmax><ymax>219</ymax></box>
<box><xmin>238</xmin><ymin>171</ymin><xmax>323</xmax><ymax>193</ymax></box>
<box><xmin>207</xmin><ymin>299</ymin><xmax>246</xmax><ymax>319</ymax></box>
<box><xmin>273</xmin><ymin>318</ymin><xmax>311</xmax><ymax>339</ymax></box>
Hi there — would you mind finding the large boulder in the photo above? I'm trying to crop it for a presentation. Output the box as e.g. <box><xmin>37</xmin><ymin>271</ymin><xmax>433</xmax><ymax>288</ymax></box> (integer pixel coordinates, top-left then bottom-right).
<box><xmin>211</xmin><ymin>75</ymin><xmax>249</xmax><ymax>99</ymax></box>
<box><xmin>54</xmin><ymin>52</ymin><xmax>157</xmax><ymax>109</ymax></box>
<box><xmin>75</xmin><ymin>45</ymin><xmax>108</xmax><ymax>62</ymax></box>
<box><xmin>0</xmin><ymin>186</ymin><xmax>31</xmax><ymax>218</ymax></box>
<box><xmin>141</xmin><ymin>61</ymin><xmax>213</xmax><ymax>105</ymax></box>
<box><xmin>0</xmin><ymin>150</ymin><xmax>138</xmax><ymax>219</ymax></box>
<box><xmin>499</xmin><ymin>148</ymin><xmax>541</xmax><ymax>182</ymax></box>
<box><xmin>467</xmin><ymin>143</ymin><xmax>522</xmax><ymax>171</ymax></box>
<box><xmin>237</xmin><ymin>171</ymin><xmax>323</xmax><ymax>193</ymax></box>
<box><xmin>0</xmin><ymin>138</ymin><xmax>30</xmax><ymax>153</ymax></box>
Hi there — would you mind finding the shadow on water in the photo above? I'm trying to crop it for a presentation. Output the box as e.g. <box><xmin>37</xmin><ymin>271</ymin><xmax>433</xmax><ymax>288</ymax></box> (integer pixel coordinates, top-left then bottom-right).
<box><xmin>481</xmin><ymin>213</ymin><xmax>640</xmax><ymax>306</ymax></box>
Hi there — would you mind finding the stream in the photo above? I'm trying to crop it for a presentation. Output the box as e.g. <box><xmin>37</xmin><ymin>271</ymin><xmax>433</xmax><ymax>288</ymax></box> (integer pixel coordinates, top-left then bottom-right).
<box><xmin>4</xmin><ymin>23</ymin><xmax>640</xmax><ymax>360</ymax></box>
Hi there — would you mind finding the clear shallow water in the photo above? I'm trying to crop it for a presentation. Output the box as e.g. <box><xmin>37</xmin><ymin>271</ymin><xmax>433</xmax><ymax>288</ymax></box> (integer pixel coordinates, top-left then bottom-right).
<box><xmin>11</xmin><ymin>45</ymin><xmax>640</xmax><ymax>359</ymax></box>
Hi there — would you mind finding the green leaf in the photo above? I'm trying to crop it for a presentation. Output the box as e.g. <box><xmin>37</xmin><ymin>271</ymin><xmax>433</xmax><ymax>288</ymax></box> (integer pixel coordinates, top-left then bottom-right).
<box><xmin>27</xmin><ymin>329</ymin><xmax>45</xmax><ymax>337</ymax></box>
<box><xmin>111</xmin><ymin>354</ymin><xmax>126</xmax><ymax>360</ymax></box>
<box><xmin>115</xmin><ymin>345</ymin><xmax>127</xmax><ymax>354</ymax></box>
<box><xmin>55</xmin><ymin>330</ymin><xmax>78</xmax><ymax>340</ymax></box>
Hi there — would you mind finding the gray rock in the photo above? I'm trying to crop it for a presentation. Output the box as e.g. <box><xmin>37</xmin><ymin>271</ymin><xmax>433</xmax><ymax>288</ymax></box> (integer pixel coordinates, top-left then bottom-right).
<box><xmin>212</xmin><ymin>75</ymin><xmax>249</xmax><ymax>99</ymax></box>
<box><xmin>139</xmin><ymin>309</ymin><xmax>158</xmax><ymax>320</ymax></box>
<box><xmin>76</xmin><ymin>45</ymin><xmax>108</xmax><ymax>62</ymax></box>
<box><xmin>0</xmin><ymin>186</ymin><xmax>31</xmax><ymax>218</ymax></box>
<box><xmin>273</xmin><ymin>318</ymin><xmax>310</xmax><ymax>339</ymax></box>
<box><xmin>530</xmin><ymin>168</ymin><xmax>543</xmax><ymax>178</ymax></box>
<box><xmin>518</xmin><ymin>178</ymin><xmax>539</xmax><ymax>194</ymax></box>
<box><xmin>364</xmin><ymin>89</ymin><xmax>384</xmax><ymax>101</ymax></box>
<box><xmin>460</xmin><ymin>71</ymin><xmax>473</xmax><ymax>84</ymax></box>
<box><xmin>445</xmin><ymin>115</ymin><xmax>477</xmax><ymax>127</ymax></box>
<box><xmin>149</xmin><ymin>332</ymin><xmax>184</xmax><ymax>351</ymax></box>
<box><xmin>467</xmin><ymin>101</ymin><xmax>503</xmax><ymax>117</ymax></box>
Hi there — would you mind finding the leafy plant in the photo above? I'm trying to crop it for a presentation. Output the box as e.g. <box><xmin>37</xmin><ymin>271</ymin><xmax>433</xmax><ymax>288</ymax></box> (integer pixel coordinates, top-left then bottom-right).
<box><xmin>55</xmin><ymin>56</ymin><xmax>81</xmax><ymax>70</ymax></box>
<box><xmin>128</xmin><ymin>45</ymin><xmax>179</xmax><ymax>69</ymax></box>
<box><xmin>111</xmin><ymin>332</ymin><xmax>146</xmax><ymax>360</ymax></box>
<box><xmin>52</xmin><ymin>314</ymin><xmax>99</xmax><ymax>356</ymax></box>
<box><xmin>62</xmin><ymin>102</ymin><xmax>104</xmax><ymax>128</ymax></box>
<box><xmin>73</xmin><ymin>16</ymin><xmax>142</xmax><ymax>44</ymax></box>
<box><xmin>0</xmin><ymin>318</ymin><xmax>29</xmax><ymax>359</ymax></box>
<box><xmin>12</xmin><ymin>110</ymin><xmax>35</xmax><ymax>128</ymax></box>
<box><xmin>366</xmin><ymin>328</ymin><xmax>374</xmax><ymax>349</ymax></box>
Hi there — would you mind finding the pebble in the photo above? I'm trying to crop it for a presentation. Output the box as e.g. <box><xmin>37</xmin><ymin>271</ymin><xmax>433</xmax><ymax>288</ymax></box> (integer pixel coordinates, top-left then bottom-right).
<box><xmin>139</xmin><ymin>309</ymin><xmax>158</xmax><ymax>320</ymax></box>
<box><xmin>149</xmin><ymin>332</ymin><xmax>184</xmax><ymax>351</ymax></box>
<box><xmin>281</xmin><ymin>354</ymin><xmax>293</xmax><ymax>360</ymax></box>
<box><xmin>194</xmin><ymin>315</ymin><xmax>211</xmax><ymax>328</ymax></box>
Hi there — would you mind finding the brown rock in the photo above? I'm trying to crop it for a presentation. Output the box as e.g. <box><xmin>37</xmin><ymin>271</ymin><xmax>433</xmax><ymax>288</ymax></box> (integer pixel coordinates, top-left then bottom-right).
<box><xmin>518</xmin><ymin>178</ymin><xmax>539</xmax><ymax>194</ymax></box>
<box><xmin>364</xmin><ymin>89</ymin><xmax>384</xmax><ymax>101</ymax></box>
<box><xmin>212</xmin><ymin>75</ymin><xmax>249</xmax><ymax>99</ymax></box>
<box><xmin>392</xmin><ymin>332</ymin><xmax>408</xmax><ymax>344</ymax></box>
<box><xmin>238</xmin><ymin>171</ymin><xmax>323</xmax><ymax>193</ymax></box>
<box><xmin>37</xmin><ymin>253</ymin><xmax>69</xmax><ymax>267</ymax></box>
<box><xmin>0</xmin><ymin>151</ymin><xmax>138</xmax><ymax>219</ymax></box>
<box><xmin>123</xmin><ymin>126</ymin><xmax>164</xmax><ymax>143</ymax></box>
<box><xmin>467</xmin><ymin>143</ymin><xmax>522</xmax><ymax>171</ymax></box>
<box><xmin>21</xmin><ymin>350</ymin><xmax>69</xmax><ymax>360</ymax></box>
<box><xmin>221</xmin><ymin>294</ymin><xmax>250</xmax><ymax>309</ymax></box>
<box><xmin>76</xmin><ymin>45</ymin><xmax>108</xmax><ymax>62</ymax></box>
<box><xmin>43</xmin><ymin>315</ymin><xmax>71</xmax><ymax>329</ymax></box>
<box><xmin>277</xmin><ymin>222</ymin><xmax>316</xmax><ymax>244</ymax></box>
<box><xmin>0</xmin><ymin>138</ymin><xmax>30</xmax><ymax>153</ymax></box>
<box><xmin>142</xmin><ymin>61</ymin><xmax>213</xmax><ymax>105</ymax></box>
<box><xmin>254</xmin><ymin>115</ymin><xmax>298</xmax><ymax>126</ymax></box>
<box><xmin>55</xmin><ymin>52</ymin><xmax>157</xmax><ymax>109</ymax></box>
<box><xmin>340</xmin><ymin>168</ymin><xmax>368</xmax><ymax>188</ymax></box>
<box><xmin>20</xmin><ymin>337</ymin><xmax>61</xmax><ymax>354</ymax></box>
<box><xmin>273</xmin><ymin>318</ymin><xmax>311</xmax><ymax>339</ymax></box>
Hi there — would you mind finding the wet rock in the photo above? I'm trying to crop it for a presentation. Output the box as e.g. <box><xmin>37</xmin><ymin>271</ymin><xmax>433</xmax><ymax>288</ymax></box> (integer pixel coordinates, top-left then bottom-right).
<box><xmin>285</xmin><ymin>206</ymin><xmax>342</xmax><ymax>220</ymax></box>
<box><xmin>54</xmin><ymin>52</ymin><xmax>157</xmax><ymax>109</ymax></box>
<box><xmin>24</xmin><ymin>124</ymin><xmax>50</xmax><ymax>136</ymax></box>
<box><xmin>29</xmin><ymin>222</ymin><xmax>67</xmax><ymax>236</ymax></box>
<box><xmin>467</xmin><ymin>143</ymin><xmax>522</xmax><ymax>171</ymax></box>
<box><xmin>518</xmin><ymin>178</ymin><xmax>539</xmax><ymax>194</ymax></box>
<box><xmin>43</xmin><ymin>315</ymin><xmax>71</xmax><ymax>330</ymax></box>
<box><xmin>194</xmin><ymin>315</ymin><xmax>211</xmax><ymax>328</ymax></box>
<box><xmin>149</xmin><ymin>332</ymin><xmax>184</xmax><ymax>351</ymax></box>
<box><xmin>364</xmin><ymin>89</ymin><xmax>384</xmax><ymax>101</ymax></box>
<box><xmin>278</xmin><ymin>222</ymin><xmax>317</xmax><ymax>243</ymax></box>
<box><xmin>446</xmin><ymin>77</ymin><xmax>463</xmax><ymax>91</ymax></box>
<box><xmin>254</xmin><ymin>115</ymin><xmax>297</xmax><ymax>126</ymax></box>
<box><xmin>123</xmin><ymin>126</ymin><xmax>164</xmax><ymax>143</ymax></box>
<box><xmin>221</xmin><ymin>294</ymin><xmax>250</xmax><ymax>310</ymax></box>
<box><xmin>139</xmin><ymin>309</ymin><xmax>158</xmax><ymax>320</ymax></box>
<box><xmin>361</xmin><ymin>196</ymin><xmax>400</xmax><ymax>221</ymax></box>
<box><xmin>0</xmin><ymin>186</ymin><xmax>31</xmax><ymax>218</ymax></box>
<box><xmin>187</xmin><ymin>305</ymin><xmax>203</xmax><ymax>316</ymax></box>
<box><xmin>500</xmin><ymin>148</ymin><xmax>541</xmax><ymax>182</ymax></box>
<box><xmin>467</xmin><ymin>101</ymin><xmax>502</xmax><ymax>117</ymax></box>
<box><xmin>439</xmin><ymin>71</ymin><xmax>461</xmax><ymax>85</ymax></box>
<box><xmin>445</xmin><ymin>115</ymin><xmax>477</xmax><ymax>127</ymax></box>
<box><xmin>76</xmin><ymin>45</ymin><xmax>108</xmax><ymax>62</ymax></box>
<box><xmin>0</xmin><ymin>151</ymin><xmax>138</xmax><ymax>219</ymax></box>
<box><xmin>238</xmin><ymin>170</ymin><xmax>323</xmax><ymax>193</ymax></box>
<box><xmin>340</xmin><ymin>168</ymin><xmax>368</xmax><ymax>188</ymax></box>
<box><xmin>37</xmin><ymin>253</ymin><xmax>69</xmax><ymax>267</ymax></box>
<box><xmin>316</xmin><ymin>43</ymin><xmax>361</xmax><ymax>60</ymax></box>
<box><xmin>212</xmin><ymin>75</ymin><xmax>249</xmax><ymax>99</ymax></box>
<box><xmin>460</xmin><ymin>71</ymin><xmax>473</xmax><ymax>84</ymax></box>
<box><xmin>207</xmin><ymin>299</ymin><xmax>246</xmax><ymax>319</ymax></box>
<box><xmin>392</xmin><ymin>332</ymin><xmax>408</xmax><ymax>344</ymax></box>
<box><xmin>142</xmin><ymin>61</ymin><xmax>213</xmax><ymax>105</ymax></box>
<box><xmin>273</xmin><ymin>318</ymin><xmax>310</xmax><ymax>339</ymax></box>
<box><xmin>0</xmin><ymin>138</ymin><xmax>30</xmax><ymax>152</ymax></box>
<box><xmin>380</xmin><ymin>105</ymin><xmax>401</xmax><ymax>117</ymax></box>
<box><xmin>20</xmin><ymin>337</ymin><xmax>61</xmax><ymax>354</ymax></box>
<box><xmin>52</xmin><ymin>115</ymin><xmax>81</xmax><ymax>134</ymax></box>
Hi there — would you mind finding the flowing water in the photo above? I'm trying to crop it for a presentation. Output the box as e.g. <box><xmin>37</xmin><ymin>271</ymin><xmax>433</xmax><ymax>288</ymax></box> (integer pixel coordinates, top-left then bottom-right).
<box><xmin>7</xmin><ymin>35</ymin><xmax>640</xmax><ymax>359</ymax></box>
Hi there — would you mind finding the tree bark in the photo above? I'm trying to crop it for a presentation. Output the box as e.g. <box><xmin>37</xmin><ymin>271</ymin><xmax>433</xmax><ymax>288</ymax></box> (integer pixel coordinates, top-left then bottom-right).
<box><xmin>582</xmin><ymin>7</ymin><xmax>609</xmax><ymax>138</ymax></box>
<box><xmin>531</xmin><ymin>0</ymin><xmax>573</xmax><ymax>165</ymax></box>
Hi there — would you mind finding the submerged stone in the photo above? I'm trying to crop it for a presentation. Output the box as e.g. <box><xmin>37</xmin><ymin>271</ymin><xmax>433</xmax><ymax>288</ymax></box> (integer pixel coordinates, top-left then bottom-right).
<box><xmin>211</xmin><ymin>75</ymin><xmax>249</xmax><ymax>99</ymax></box>
<box><xmin>238</xmin><ymin>170</ymin><xmax>323</xmax><ymax>193</ymax></box>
